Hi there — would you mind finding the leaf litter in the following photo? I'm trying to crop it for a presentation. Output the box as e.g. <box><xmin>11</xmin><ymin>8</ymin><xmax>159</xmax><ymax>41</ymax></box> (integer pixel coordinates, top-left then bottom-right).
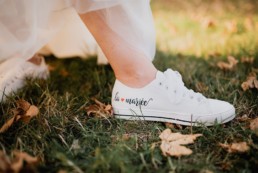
<box><xmin>217</xmin><ymin>56</ymin><xmax>238</xmax><ymax>70</ymax></box>
<box><xmin>0</xmin><ymin>150</ymin><xmax>39</xmax><ymax>173</ymax></box>
<box><xmin>241</xmin><ymin>56</ymin><xmax>254</xmax><ymax>64</ymax></box>
<box><xmin>0</xmin><ymin>99</ymin><xmax>39</xmax><ymax>133</ymax></box>
<box><xmin>250</xmin><ymin>117</ymin><xmax>258</xmax><ymax>135</ymax></box>
<box><xmin>159</xmin><ymin>128</ymin><xmax>202</xmax><ymax>157</ymax></box>
<box><xmin>85</xmin><ymin>98</ymin><xmax>113</xmax><ymax>119</ymax></box>
<box><xmin>241</xmin><ymin>72</ymin><xmax>258</xmax><ymax>91</ymax></box>
<box><xmin>219</xmin><ymin>142</ymin><xmax>250</xmax><ymax>153</ymax></box>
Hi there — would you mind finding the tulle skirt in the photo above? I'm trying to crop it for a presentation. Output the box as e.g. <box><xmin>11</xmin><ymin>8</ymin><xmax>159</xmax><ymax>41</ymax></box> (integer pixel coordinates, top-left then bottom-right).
<box><xmin>0</xmin><ymin>0</ymin><xmax>156</xmax><ymax>63</ymax></box>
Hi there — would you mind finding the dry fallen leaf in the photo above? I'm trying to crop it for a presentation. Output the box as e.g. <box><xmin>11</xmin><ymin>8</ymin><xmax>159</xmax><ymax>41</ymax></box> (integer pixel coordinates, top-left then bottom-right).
<box><xmin>0</xmin><ymin>117</ymin><xmax>16</xmax><ymax>134</ymax></box>
<box><xmin>0</xmin><ymin>100</ymin><xmax>39</xmax><ymax>133</ymax></box>
<box><xmin>241</xmin><ymin>56</ymin><xmax>254</xmax><ymax>64</ymax></box>
<box><xmin>219</xmin><ymin>142</ymin><xmax>250</xmax><ymax>153</ymax></box>
<box><xmin>241</xmin><ymin>72</ymin><xmax>258</xmax><ymax>91</ymax></box>
<box><xmin>11</xmin><ymin>151</ymin><xmax>39</xmax><ymax>173</ymax></box>
<box><xmin>0</xmin><ymin>150</ymin><xmax>39</xmax><ymax>173</ymax></box>
<box><xmin>0</xmin><ymin>151</ymin><xmax>10</xmax><ymax>172</ymax></box>
<box><xmin>250</xmin><ymin>117</ymin><xmax>258</xmax><ymax>135</ymax></box>
<box><xmin>217</xmin><ymin>56</ymin><xmax>238</xmax><ymax>70</ymax></box>
<box><xmin>85</xmin><ymin>98</ymin><xmax>113</xmax><ymax>119</ymax></box>
<box><xmin>250</xmin><ymin>117</ymin><xmax>258</xmax><ymax>130</ymax></box>
<box><xmin>236</xmin><ymin>114</ymin><xmax>251</xmax><ymax>122</ymax></box>
<box><xmin>159</xmin><ymin>129</ymin><xmax>202</xmax><ymax>157</ymax></box>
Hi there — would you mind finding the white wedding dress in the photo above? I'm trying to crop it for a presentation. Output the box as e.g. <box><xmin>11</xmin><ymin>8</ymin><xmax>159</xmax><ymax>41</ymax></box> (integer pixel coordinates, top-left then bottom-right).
<box><xmin>0</xmin><ymin>0</ymin><xmax>156</xmax><ymax>100</ymax></box>
<box><xmin>0</xmin><ymin>0</ymin><xmax>156</xmax><ymax>63</ymax></box>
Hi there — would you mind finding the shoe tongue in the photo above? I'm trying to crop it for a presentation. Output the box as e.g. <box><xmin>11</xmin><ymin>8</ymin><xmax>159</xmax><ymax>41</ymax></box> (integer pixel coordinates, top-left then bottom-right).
<box><xmin>139</xmin><ymin>71</ymin><xmax>165</xmax><ymax>89</ymax></box>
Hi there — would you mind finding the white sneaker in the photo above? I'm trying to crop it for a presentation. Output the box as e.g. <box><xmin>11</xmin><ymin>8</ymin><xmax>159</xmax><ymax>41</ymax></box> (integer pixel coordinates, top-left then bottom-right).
<box><xmin>0</xmin><ymin>56</ymin><xmax>49</xmax><ymax>101</ymax></box>
<box><xmin>112</xmin><ymin>69</ymin><xmax>235</xmax><ymax>126</ymax></box>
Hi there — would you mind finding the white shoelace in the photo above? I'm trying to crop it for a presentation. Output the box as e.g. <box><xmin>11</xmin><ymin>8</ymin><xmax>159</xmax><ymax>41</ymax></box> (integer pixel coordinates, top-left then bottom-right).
<box><xmin>161</xmin><ymin>69</ymin><xmax>206</xmax><ymax>103</ymax></box>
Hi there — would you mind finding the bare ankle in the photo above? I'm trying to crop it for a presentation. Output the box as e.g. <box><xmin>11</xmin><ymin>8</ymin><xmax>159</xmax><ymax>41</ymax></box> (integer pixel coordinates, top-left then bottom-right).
<box><xmin>116</xmin><ymin>69</ymin><xmax>157</xmax><ymax>88</ymax></box>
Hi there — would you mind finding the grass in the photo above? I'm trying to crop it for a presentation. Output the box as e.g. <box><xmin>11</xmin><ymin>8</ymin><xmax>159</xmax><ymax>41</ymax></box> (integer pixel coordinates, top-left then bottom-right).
<box><xmin>0</xmin><ymin>0</ymin><xmax>258</xmax><ymax>172</ymax></box>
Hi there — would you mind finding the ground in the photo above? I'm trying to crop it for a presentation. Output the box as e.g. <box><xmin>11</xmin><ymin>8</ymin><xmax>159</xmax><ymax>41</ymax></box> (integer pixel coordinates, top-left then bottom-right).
<box><xmin>0</xmin><ymin>0</ymin><xmax>258</xmax><ymax>172</ymax></box>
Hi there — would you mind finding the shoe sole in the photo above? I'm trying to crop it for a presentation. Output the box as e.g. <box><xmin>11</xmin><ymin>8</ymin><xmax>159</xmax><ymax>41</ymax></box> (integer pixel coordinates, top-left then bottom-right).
<box><xmin>113</xmin><ymin>107</ymin><xmax>236</xmax><ymax>126</ymax></box>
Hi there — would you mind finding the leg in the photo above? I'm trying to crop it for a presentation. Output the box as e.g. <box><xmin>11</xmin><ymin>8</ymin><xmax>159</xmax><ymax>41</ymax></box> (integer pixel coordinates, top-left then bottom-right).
<box><xmin>80</xmin><ymin>9</ymin><xmax>235</xmax><ymax>126</ymax></box>
<box><xmin>80</xmin><ymin>11</ymin><xmax>157</xmax><ymax>88</ymax></box>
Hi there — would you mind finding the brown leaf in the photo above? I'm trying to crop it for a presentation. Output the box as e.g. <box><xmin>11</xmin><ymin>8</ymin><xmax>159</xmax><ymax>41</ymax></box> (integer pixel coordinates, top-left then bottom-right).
<box><xmin>16</xmin><ymin>99</ymin><xmax>31</xmax><ymax>111</ymax></box>
<box><xmin>241</xmin><ymin>56</ymin><xmax>254</xmax><ymax>64</ymax></box>
<box><xmin>11</xmin><ymin>151</ymin><xmax>38</xmax><ymax>173</ymax></box>
<box><xmin>19</xmin><ymin>105</ymin><xmax>39</xmax><ymax>124</ymax></box>
<box><xmin>104</xmin><ymin>104</ymin><xmax>112</xmax><ymax>112</ymax></box>
<box><xmin>250</xmin><ymin>117</ymin><xmax>258</xmax><ymax>135</ymax></box>
<box><xmin>159</xmin><ymin>129</ymin><xmax>202</xmax><ymax>157</ymax></box>
<box><xmin>0</xmin><ymin>151</ymin><xmax>11</xmax><ymax>172</ymax></box>
<box><xmin>0</xmin><ymin>150</ymin><xmax>38</xmax><ymax>173</ymax></box>
<box><xmin>0</xmin><ymin>100</ymin><xmax>39</xmax><ymax>133</ymax></box>
<box><xmin>254</xmin><ymin>80</ymin><xmax>258</xmax><ymax>89</ymax></box>
<box><xmin>160</xmin><ymin>141</ymin><xmax>192</xmax><ymax>156</ymax></box>
<box><xmin>219</xmin><ymin>142</ymin><xmax>249</xmax><ymax>153</ymax></box>
<box><xmin>241</xmin><ymin>72</ymin><xmax>258</xmax><ymax>91</ymax></box>
<box><xmin>85</xmin><ymin>99</ymin><xmax>113</xmax><ymax>119</ymax></box>
<box><xmin>0</xmin><ymin>117</ymin><xmax>16</xmax><ymax>133</ymax></box>
<box><xmin>236</xmin><ymin>114</ymin><xmax>251</xmax><ymax>122</ymax></box>
<box><xmin>217</xmin><ymin>56</ymin><xmax>238</xmax><ymax>70</ymax></box>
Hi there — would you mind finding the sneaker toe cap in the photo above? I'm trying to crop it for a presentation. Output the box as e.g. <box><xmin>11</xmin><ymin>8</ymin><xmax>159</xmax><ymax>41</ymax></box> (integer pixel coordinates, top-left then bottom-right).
<box><xmin>208</xmin><ymin>99</ymin><xmax>236</xmax><ymax>121</ymax></box>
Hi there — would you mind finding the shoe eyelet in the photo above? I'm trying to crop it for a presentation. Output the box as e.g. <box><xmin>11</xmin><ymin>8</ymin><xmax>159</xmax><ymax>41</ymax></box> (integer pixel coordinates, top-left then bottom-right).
<box><xmin>174</xmin><ymin>90</ymin><xmax>177</xmax><ymax>93</ymax></box>
<box><xmin>166</xmin><ymin>86</ymin><xmax>168</xmax><ymax>90</ymax></box>
<box><xmin>190</xmin><ymin>96</ymin><xmax>194</xmax><ymax>99</ymax></box>
<box><xmin>159</xmin><ymin>82</ymin><xmax>162</xmax><ymax>86</ymax></box>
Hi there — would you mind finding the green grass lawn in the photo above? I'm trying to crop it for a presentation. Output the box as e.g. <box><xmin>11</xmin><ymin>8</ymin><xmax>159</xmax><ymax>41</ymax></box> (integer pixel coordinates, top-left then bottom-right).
<box><xmin>1</xmin><ymin>0</ymin><xmax>258</xmax><ymax>172</ymax></box>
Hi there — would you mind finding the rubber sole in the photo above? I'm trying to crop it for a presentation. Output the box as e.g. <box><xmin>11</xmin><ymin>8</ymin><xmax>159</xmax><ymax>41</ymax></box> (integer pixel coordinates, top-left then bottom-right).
<box><xmin>113</xmin><ymin>107</ymin><xmax>236</xmax><ymax>126</ymax></box>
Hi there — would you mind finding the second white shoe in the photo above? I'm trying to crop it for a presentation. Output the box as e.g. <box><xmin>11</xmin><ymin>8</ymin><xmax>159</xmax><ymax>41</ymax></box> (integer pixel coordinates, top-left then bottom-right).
<box><xmin>112</xmin><ymin>69</ymin><xmax>235</xmax><ymax>126</ymax></box>
<box><xmin>0</xmin><ymin>55</ymin><xmax>49</xmax><ymax>101</ymax></box>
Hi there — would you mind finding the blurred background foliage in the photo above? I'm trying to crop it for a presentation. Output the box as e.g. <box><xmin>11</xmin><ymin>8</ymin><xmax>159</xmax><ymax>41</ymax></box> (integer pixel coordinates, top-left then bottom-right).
<box><xmin>152</xmin><ymin>0</ymin><xmax>258</xmax><ymax>58</ymax></box>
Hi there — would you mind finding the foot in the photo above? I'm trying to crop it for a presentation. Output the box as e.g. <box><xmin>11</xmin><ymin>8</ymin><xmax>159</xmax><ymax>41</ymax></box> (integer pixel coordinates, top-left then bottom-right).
<box><xmin>0</xmin><ymin>55</ymin><xmax>49</xmax><ymax>101</ymax></box>
<box><xmin>111</xmin><ymin>69</ymin><xmax>235</xmax><ymax>126</ymax></box>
